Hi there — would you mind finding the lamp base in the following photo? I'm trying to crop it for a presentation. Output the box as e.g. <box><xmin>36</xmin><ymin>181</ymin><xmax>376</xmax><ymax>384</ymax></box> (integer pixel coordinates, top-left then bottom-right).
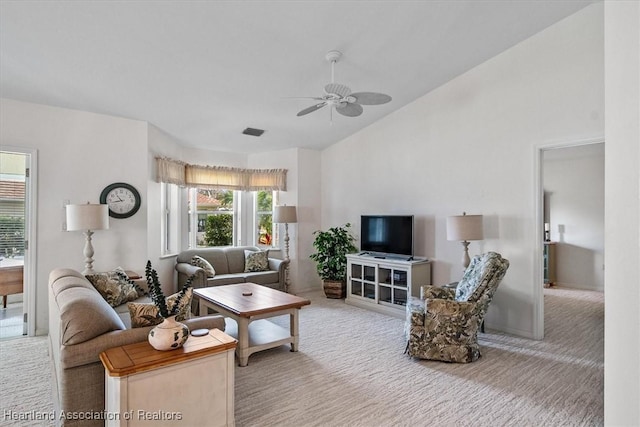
<box><xmin>82</xmin><ymin>230</ymin><xmax>96</xmax><ymax>275</ymax></box>
<box><xmin>461</xmin><ymin>240</ymin><xmax>471</xmax><ymax>269</ymax></box>
<box><xmin>283</xmin><ymin>223</ymin><xmax>291</xmax><ymax>293</ymax></box>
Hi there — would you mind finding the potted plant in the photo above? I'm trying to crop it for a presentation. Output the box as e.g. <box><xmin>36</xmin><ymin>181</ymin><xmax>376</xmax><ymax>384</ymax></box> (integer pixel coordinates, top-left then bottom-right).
<box><xmin>310</xmin><ymin>223</ymin><xmax>358</xmax><ymax>298</ymax></box>
<box><xmin>145</xmin><ymin>260</ymin><xmax>192</xmax><ymax>351</ymax></box>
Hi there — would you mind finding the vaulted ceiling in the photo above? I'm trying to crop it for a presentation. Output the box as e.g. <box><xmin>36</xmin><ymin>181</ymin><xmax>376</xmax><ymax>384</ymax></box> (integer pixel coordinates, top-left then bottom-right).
<box><xmin>0</xmin><ymin>1</ymin><xmax>596</xmax><ymax>153</ymax></box>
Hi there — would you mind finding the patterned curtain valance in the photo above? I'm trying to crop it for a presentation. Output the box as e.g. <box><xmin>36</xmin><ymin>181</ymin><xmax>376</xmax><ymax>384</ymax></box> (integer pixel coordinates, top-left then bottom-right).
<box><xmin>156</xmin><ymin>157</ymin><xmax>287</xmax><ymax>191</ymax></box>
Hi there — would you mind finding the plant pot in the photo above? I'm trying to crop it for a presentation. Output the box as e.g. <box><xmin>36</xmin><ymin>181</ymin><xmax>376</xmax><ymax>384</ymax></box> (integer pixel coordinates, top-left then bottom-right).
<box><xmin>323</xmin><ymin>280</ymin><xmax>346</xmax><ymax>299</ymax></box>
<box><xmin>148</xmin><ymin>315</ymin><xmax>189</xmax><ymax>351</ymax></box>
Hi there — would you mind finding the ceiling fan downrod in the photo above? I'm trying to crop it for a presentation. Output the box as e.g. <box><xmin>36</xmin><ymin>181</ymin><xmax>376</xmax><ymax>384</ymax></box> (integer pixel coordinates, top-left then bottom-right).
<box><xmin>326</xmin><ymin>50</ymin><xmax>342</xmax><ymax>84</ymax></box>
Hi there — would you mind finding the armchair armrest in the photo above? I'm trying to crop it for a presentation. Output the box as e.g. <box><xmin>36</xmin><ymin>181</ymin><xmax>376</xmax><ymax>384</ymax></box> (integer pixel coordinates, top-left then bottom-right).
<box><xmin>175</xmin><ymin>262</ymin><xmax>207</xmax><ymax>288</ymax></box>
<box><xmin>405</xmin><ymin>296</ymin><xmax>426</xmax><ymax>338</ymax></box>
<box><xmin>420</xmin><ymin>285</ymin><xmax>455</xmax><ymax>300</ymax></box>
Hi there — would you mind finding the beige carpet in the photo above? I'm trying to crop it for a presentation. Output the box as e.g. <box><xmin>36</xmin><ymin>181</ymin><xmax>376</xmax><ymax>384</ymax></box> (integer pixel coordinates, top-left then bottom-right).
<box><xmin>0</xmin><ymin>334</ymin><xmax>54</xmax><ymax>426</ymax></box>
<box><xmin>0</xmin><ymin>286</ymin><xmax>603</xmax><ymax>426</ymax></box>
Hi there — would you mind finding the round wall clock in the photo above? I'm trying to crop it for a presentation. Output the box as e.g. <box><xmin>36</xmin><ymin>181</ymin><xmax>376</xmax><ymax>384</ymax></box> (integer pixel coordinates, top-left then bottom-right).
<box><xmin>100</xmin><ymin>182</ymin><xmax>141</xmax><ymax>219</ymax></box>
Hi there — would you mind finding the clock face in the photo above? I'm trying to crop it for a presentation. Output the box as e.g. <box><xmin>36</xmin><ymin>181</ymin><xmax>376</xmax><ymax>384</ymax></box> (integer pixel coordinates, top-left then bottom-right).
<box><xmin>100</xmin><ymin>183</ymin><xmax>141</xmax><ymax>218</ymax></box>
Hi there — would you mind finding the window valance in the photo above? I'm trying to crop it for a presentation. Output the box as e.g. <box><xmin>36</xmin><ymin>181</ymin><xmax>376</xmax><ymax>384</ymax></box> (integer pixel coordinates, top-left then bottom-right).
<box><xmin>156</xmin><ymin>157</ymin><xmax>187</xmax><ymax>186</ymax></box>
<box><xmin>156</xmin><ymin>157</ymin><xmax>287</xmax><ymax>191</ymax></box>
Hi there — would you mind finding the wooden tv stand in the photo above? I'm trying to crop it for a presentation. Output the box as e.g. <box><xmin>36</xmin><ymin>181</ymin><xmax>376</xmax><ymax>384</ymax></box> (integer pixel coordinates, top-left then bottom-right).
<box><xmin>345</xmin><ymin>253</ymin><xmax>431</xmax><ymax>319</ymax></box>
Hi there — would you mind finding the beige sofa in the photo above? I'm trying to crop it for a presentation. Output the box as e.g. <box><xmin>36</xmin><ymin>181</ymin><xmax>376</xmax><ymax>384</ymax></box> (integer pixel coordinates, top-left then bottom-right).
<box><xmin>48</xmin><ymin>268</ymin><xmax>226</xmax><ymax>427</ymax></box>
<box><xmin>175</xmin><ymin>246</ymin><xmax>288</xmax><ymax>313</ymax></box>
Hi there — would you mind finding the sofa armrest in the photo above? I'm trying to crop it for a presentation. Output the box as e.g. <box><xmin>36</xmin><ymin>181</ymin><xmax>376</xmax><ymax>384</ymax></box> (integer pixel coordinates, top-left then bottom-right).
<box><xmin>60</xmin><ymin>314</ymin><xmax>227</xmax><ymax>370</ymax></box>
<box><xmin>183</xmin><ymin>315</ymin><xmax>226</xmax><ymax>332</ymax></box>
<box><xmin>60</xmin><ymin>327</ymin><xmax>152</xmax><ymax>369</ymax></box>
<box><xmin>175</xmin><ymin>262</ymin><xmax>207</xmax><ymax>288</ymax></box>
<box><xmin>269</xmin><ymin>257</ymin><xmax>289</xmax><ymax>289</ymax></box>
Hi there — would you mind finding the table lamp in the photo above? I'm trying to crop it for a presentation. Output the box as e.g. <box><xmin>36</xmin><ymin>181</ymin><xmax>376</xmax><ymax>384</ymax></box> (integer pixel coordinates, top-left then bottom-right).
<box><xmin>446</xmin><ymin>212</ymin><xmax>483</xmax><ymax>269</ymax></box>
<box><xmin>273</xmin><ymin>205</ymin><xmax>297</xmax><ymax>293</ymax></box>
<box><xmin>66</xmin><ymin>203</ymin><xmax>109</xmax><ymax>275</ymax></box>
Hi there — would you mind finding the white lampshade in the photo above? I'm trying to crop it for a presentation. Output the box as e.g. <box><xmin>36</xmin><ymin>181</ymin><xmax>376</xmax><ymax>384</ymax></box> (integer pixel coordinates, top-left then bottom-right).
<box><xmin>66</xmin><ymin>203</ymin><xmax>109</xmax><ymax>231</ymax></box>
<box><xmin>446</xmin><ymin>213</ymin><xmax>483</xmax><ymax>241</ymax></box>
<box><xmin>273</xmin><ymin>205</ymin><xmax>297</xmax><ymax>224</ymax></box>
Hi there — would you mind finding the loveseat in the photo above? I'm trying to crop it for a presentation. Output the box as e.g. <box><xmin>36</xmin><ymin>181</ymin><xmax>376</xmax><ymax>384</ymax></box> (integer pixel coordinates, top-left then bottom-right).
<box><xmin>48</xmin><ymin>268</ymin><xmax>225</xmax><ymax>427</ymax></box>
<box><xmin>175</xmin><ymin>246</ymin><xmax>288</xmax><ymax>313</ymax></box>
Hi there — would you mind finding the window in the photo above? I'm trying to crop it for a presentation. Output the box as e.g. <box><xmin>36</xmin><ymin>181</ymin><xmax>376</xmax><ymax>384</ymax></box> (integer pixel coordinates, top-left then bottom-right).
<box><xmin>0</xmin><ymin>152</ymin><xmax>26</xmax><ymax>258</ymax></box>
<box><xmin>255</xmin><ymin>190</ymin><xmax>277</xmax><ymax>248</ymax></box>
<box><xmin>160</xmin><ymin>182</ymin><xmax>179</xmax><ymax>256</ymax></box>
<box><xmin>166</xmin><ymin>187</ymin><xmax>279</xmax><ymax>250</ymax></box>
<box><xmin>189</xmin><ymin>188</ymin><xmax>238</xmax><ymax>247</ymax></box>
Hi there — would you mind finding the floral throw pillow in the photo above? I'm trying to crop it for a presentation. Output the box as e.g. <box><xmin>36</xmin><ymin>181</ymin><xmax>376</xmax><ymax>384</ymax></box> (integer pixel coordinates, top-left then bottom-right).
<box><xmin>128</xmin><ymin>287</ymin><xmax>193</xmax><ymax>328</ymax></box>
<box><xmin>191</xmin><ymin>255</ymin><xmax>216</xmax><ymax>278</ymax></box>
<box><xmin>244</xmin><ymin>250</ymin><xmax>269</xmax><ymax>272</ymax></box>
<box><xmin>86</xmin><ymin>268</ymin><xmax>146</xmax><ymax>308</ymax></box>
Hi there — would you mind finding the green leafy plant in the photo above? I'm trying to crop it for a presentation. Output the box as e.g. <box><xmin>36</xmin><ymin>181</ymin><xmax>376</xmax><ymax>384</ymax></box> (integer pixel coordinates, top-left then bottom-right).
<box><xmin>309</xmin><ymin>223</ymin><xmax>358</xmax><ymax>281</ymax></box>
<box><xmin>204</xmin><ymin>214</ymin><xmax>233</xmax><ymax>246</ymax></box>
<box><xmin>145</xmin><ymin>260</ymin><xmax>193</xmax><ymax>319</ymax></box>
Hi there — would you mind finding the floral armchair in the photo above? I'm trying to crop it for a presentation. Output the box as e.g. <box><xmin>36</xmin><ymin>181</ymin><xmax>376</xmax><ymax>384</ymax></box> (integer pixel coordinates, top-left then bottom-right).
<box><xmin>405</xmin><ymin>252</ymin><xmax>509</xmax><ymax>363</ymax></box>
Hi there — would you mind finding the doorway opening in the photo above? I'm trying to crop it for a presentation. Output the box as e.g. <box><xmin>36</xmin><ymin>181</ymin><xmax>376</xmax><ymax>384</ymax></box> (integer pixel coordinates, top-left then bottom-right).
<box><xmin>534</xmin><ymin>139</ymin><xmax>604</xmax><ymax>338</ymax></box>
<box><xmin>0</xmin><ymin>148</ymin><xmax>36</xmax><ymax>339</ymax></box>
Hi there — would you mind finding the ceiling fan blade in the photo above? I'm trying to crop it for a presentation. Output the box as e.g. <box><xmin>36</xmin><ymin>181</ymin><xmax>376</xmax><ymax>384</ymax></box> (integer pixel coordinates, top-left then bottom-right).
<box><xmin>350</xmin><ymin>92</ymin><xmax>392</xmax><ymax>105</ymax></box>
<box><xmin>336</xmin><ymin>102</ymin><xmax>363</xmax><ymax>117</ymax></box>
<box><xmin>283</xmin><ymin>96</ymin><xmax>325</xmax><ymax>100</ymax></box>
<box><xmin>324</xmin><ymin>83</ymin><xmax>351</xmax><ymax>97</ymax></box>
<box><xmin>297</xmin><ymin>102</ymin><xmax>327</xmax><ymax>117</ymax></box>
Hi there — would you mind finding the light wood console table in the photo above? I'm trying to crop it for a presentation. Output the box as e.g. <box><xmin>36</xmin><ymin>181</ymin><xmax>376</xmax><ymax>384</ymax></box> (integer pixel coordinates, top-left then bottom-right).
<box><xmin>100</xmin><ymin>328</ymin><xmax>236</xmax><ymax>427</ymax></box>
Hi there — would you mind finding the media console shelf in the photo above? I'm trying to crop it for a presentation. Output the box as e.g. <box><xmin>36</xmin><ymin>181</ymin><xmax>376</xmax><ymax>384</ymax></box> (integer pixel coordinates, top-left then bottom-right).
<box><xmin>346</xmin><ymin>253</ymin><xmax>432</xmax><ymax>319</ymax></box>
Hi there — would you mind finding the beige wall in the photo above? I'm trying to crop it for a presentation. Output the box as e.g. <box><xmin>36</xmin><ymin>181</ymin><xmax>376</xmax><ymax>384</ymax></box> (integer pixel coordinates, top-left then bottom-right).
<box><xmin>320</xmin><ymin>3</ymin><xmax>604</xmax><ymax>338</ymax></box>
<box><xmin>0</xmin><ymin>98</ymin><xmax>149</xmax><ymax>334</ymax></box>
<box><xmin>604</xmin><ymin>0</ymin><xmax>640</xmax><ymax>424</ymax></box>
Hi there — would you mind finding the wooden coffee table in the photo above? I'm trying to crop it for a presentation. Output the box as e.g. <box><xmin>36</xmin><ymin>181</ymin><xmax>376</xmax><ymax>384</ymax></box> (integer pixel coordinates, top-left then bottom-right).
<box><xmin>194</xmin><ymin>283</ymin><xmax>310</xmax><ymax>366</ymax></box>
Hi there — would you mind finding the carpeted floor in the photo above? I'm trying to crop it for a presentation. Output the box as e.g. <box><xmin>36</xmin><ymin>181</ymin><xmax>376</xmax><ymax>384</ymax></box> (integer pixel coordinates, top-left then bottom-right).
<box><xmin>0</xmin><ymin>286</ymin><xmax>603</xmax><ymax>426</ymax></box>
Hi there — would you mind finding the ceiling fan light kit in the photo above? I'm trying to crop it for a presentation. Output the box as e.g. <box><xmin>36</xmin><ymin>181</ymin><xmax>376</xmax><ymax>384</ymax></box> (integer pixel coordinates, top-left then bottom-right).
<box><xmin>295</xmin><ymin>50</ymin><xmax>392</xmax><ymax>120</ymax></box>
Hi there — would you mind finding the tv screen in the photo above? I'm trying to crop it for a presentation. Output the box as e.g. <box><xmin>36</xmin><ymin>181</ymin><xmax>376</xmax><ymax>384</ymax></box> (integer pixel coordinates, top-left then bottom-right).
<box><xmin>360</xmin><ymin>215</ymin><xmax>414</xmax><ymax>256</ymax></box>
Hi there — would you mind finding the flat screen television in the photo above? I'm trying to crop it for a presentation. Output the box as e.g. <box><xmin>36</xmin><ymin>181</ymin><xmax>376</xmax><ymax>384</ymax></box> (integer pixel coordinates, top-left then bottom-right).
<box><xmin>360</xmin><ymin>215</ymin><xmax>414</xmax><ymax>257</ymax></box>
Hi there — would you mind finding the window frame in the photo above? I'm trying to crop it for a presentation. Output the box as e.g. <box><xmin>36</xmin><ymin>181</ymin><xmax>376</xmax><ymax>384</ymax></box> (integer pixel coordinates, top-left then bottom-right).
<box><xmin>160</xmin><ymin>182</ymin><xmax>180</xmax><ymax>256</ymax></box>
<box><xmin>253</xmin><ymin>190</ymin><xmax>278</xmax><ymax>249</ymax></box>
<box><xmin>188</xmin><ymin>188</ymin><xmax>240</xmax><ymax>248</ymax></box>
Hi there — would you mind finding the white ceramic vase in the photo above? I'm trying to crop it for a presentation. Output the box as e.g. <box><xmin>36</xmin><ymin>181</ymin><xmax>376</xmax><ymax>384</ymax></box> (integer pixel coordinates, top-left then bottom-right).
<box><xmin>148</xmin><ymin>315</ymin><xmax>189</xmax><ymax>351</ymax></box>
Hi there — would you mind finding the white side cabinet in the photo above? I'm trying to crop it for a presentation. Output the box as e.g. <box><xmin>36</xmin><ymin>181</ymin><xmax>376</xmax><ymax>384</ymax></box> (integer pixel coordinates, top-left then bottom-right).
<box><xmin>346</xmin><ymin>254</ymin><xmax>432</xmax><ymax>318</ymax></box>
<box><xmin>100</xmin><ymin>329</ymin><xmax>236</xmax><ymax>427</ymax></box>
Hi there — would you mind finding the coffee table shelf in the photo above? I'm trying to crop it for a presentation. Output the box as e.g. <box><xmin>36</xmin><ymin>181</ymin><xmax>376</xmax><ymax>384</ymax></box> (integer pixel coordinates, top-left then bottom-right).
<box><xmin>224</xmin><ymin>318</ymin><xmax>291</xmax><ymax>352</ymax></box>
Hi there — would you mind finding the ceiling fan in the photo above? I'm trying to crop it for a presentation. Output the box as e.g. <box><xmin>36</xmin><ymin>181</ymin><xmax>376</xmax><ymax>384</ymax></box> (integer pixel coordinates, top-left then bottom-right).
<box><xmin>296</xmin><ymin>50</ymin><xmax>392</xmax><ymax>120</ymax></box>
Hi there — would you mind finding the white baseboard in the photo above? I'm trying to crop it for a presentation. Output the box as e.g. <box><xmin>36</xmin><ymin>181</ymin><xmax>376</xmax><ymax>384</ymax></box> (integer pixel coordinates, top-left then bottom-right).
<box><xmin>555</xmin><ymin>282</ymin><xmax>604</xmax><ymax>292</ymax></box>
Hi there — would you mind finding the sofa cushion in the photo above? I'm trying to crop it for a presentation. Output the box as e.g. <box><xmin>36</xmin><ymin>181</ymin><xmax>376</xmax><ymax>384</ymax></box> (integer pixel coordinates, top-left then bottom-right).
<box><xmin>56</xmin><ymin>287</ymin><xmax>126</xmax><ymax>345</ymax></box>
<box><xmin>224</xmin><ymin>246</ymin><xmax>259</xmax><ymax>273</ymax></box>
<box><xmin>85</xmin><ymin>269</ymin><xmax>146</xmax><ymax>308</ymax></box>
<box><xmin>191</xmin><ymin>255</ymin><xmax>216</xmax><ymax>278</ymax></box>
<box><xmin>206</xmin><ymin>274</ymin><xmax>246</xmax><ymax>286</ymax></box>
<box><xmin>243</xmin><ymin>270</ymin><xmax>280</xmax><ymax>286</ymax></box>
<box><xmin>127</xmin><ymin>288</ymin><xmax>193</xmax><ymax>328</ymax></box>
<box><xmin>244</xmin><ymin>249</ymin><xmax>269</xmax><ymax>272</ymax></box>
<box><xmin>177</xmin><ymin>248</ymin><xmax>230</xmax><ymax>275</ymax></box>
